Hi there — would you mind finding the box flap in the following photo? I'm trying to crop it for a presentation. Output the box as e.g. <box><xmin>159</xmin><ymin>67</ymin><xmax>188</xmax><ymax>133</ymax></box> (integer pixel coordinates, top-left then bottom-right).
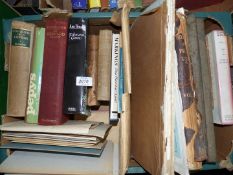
<box><xmin>130</xmin><ymin>3</ymin><xmax>167</xmax><ymax>175</ymax></box>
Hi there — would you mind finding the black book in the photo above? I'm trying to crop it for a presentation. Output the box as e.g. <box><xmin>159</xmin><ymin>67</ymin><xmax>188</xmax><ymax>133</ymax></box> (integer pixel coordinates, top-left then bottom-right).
<box><xmin>63</xmin><ymin>18</ymin><xmax>90</xmax><ymax>115</ymax></box>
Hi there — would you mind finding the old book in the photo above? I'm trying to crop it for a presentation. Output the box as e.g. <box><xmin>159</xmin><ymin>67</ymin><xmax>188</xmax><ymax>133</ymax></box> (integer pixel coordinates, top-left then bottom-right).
<box><xmin>88</xmin><ymin>0</ymin><xmax>101</xmax><ymax>12</ymax></box>
<box><xmin>175</xmin><ymin>13</ymin><xmax>202</xmax><ymax>170</ymax></box>
<box><xmin>196</xmin><ymin>18</ymin><xmax>217</xmax><ymax>162</ymax></box>
<box><xmin>26</xmin><ymin>27</ymin><xmax>45</xmax><ymax>124</ymax></box>
<box><xmin>63</xmin><ymin>18</ymin><xmax>89</xmax><ymax>116</ymax></box>
<box><xmin>97</xmin><ymin>30</ymin><xmax>112</xmax><ymax>101</ymax></box>
<box><xmin>100</xmin><ymin>0</ymin><xmax>109</xmax><ymax>11</ymax></box>
<box><xmin>186</xmin><ymin>15</ymin><xmax>207</xmax><ymax>161</ymax></box>
<box><xmin>7</xmin><ymin>21</ymin><xmax>35</xmax><ymax>117</ymax></box>
<box><xmin>206</xmin><ymin>30</ymin><xmax>233</xmax><ymax>125</ymax></box>
<box><xmin>87</xmin><ymin>35</ymin><xmax>99</xmax><ymax>106</ymax></box>
<box><xmin>110</xmin><ymin>33</ymin><xmax>120</xmax><ymax>122</ymax></box>
<box><xmin>38</xmin><ymin>18</ymin><xmax>69</xmax><ymax>125</ymax></box>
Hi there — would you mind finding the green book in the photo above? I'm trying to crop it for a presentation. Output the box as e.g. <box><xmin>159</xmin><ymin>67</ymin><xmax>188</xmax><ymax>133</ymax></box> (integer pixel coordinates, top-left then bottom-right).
<box><xmin>26</xmin><ymin>27</ymin><xmax>45</xmax><ymax>124</ymax></box>
<box><xmin>134</xmin><ymin>0</ymin><xmax>142</xmax><ymax>8</ymax></box>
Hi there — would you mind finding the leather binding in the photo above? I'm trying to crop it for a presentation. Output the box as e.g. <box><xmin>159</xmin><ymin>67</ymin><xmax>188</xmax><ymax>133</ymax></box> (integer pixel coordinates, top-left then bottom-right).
<box><xmin>7</xmin><ymin>21</ymin><xmax>35</xmax><ymax>117</ymax></box>
<box><xmin>26</xmin><ymin>27</ymin><xmax>45</xmax><ymax>124</ymax></box>
<box><xmin>63</xmin><ymin>18</ymin><xmax>89</xmax><ymax>115</ymax></box>
<box><xmin>87</xmin><ymin>35</ymin><xmax>99</xmax><ymax>106</ymax></box>
<box><xmin>97</xmin><ymin>30</ymin><xmax>112</xmax><ymax>101</ymax></box>
<box><xmin>38</xmin><ymin>18</ymin><xmax>69</xmax><ymax>125</ymax></box>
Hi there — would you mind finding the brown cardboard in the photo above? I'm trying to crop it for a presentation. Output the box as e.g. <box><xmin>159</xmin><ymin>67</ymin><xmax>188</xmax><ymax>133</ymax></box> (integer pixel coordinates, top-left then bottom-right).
<box><xmin>130</xmin><ymin>3</ymin><xmax>166</xmax><ymax>174</ymax></box>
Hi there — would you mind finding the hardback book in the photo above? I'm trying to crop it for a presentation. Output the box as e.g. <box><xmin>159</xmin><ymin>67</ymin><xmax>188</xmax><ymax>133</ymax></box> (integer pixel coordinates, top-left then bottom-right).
<box><xmin>88</xmin><ymin>0</ymin><xmax>101</xmax><ymax>12</ymax></box>
<box><xmin>26</xmin><ymin>27</ymin><xmax>45</xmax><ymax>124</ymax></box>
<box><xmin>175</xmin><ymin>13</ymin><xmax>202</xmax><ymax>170</ymax></box>
<box><xmin>118</xmin><ymin>33</ymin><xmax>124</xmax><ymax>113</ymax></box>
<box><xmin>38</xmin><ymin>18</ymin><xmax>69</xmax><ymax>125</ymax></box>
<box><xmin>87</xmin><ymin>35</ymin><xmax>99</xmax><ymax>106</ymax></box>
<box><xmin>100</xmin><ymin>0</ymin><xmax>109</xmax><ymax>11</ymax></box>
<box><xmin>63</xmin><ymin>18</ymin><xmax>90</xmax><ymax>116</ymax></box>
<box><xmin>110</xmin><ymin>33</ymin><xmax>120</xmax><ymax>122</ymax></box>
<box><xmin>206</xmin><ymin>30</ymin><xmax>233</xmax><ymax>125</ymax></box>
<box><xmin>97</xmin><ymin>30</ymin><xmax>112</xmax><ymax>101</ymax></box>
<box><xmin>7</xmin><ymin>21</ymin><xmax>35</xmax><ymax>117</ymax></box>
<box><xmin>109</xmin><ymin>0</ymin><xmax>117</xmax><ymax>10</ymax></box>
<box><xmin>71</xmin><ymin>0</ymin><xmax>87</xmax><ymax>11</ymax></box>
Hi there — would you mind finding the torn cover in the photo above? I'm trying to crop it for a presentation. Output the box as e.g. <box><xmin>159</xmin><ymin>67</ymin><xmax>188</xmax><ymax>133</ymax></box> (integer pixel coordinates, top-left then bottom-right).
<box><xmin>131</xmin><ymin>0</ymin><xmax>175</xmax><ymax>174</ymax></box>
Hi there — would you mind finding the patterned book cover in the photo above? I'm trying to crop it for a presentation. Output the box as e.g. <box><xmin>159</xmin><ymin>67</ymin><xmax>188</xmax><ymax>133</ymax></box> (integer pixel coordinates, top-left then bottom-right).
<box><xmin>109</xmin><ymin>0</ymin><xmax>117</xmax><ymax>9</ymax></box>
<box><xmin>71</xmin><ymin>0</ymin><xmax>87</xmax><ymax>10</ymax></box>
<box><xmin>63</xmin><ymin>18</ymin><xmax>90</xmax><ymax>116</ymax></box>
<box><xmin>26</xmin><ymin>27</ymin><xmax>45</xmax><ymax>124</ymax></box>
<box><xmin>38</xmin><ymin>18</ymin><xmax>69</xmax><ymax>125</ymax></box>
<box><xmin>7</xmin><ymin>21</ymin><xmax>35</xmax><ymax>117</ymax></box>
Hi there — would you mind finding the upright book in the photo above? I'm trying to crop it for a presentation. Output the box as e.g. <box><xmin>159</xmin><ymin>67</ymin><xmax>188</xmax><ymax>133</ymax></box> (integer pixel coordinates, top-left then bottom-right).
<box><xmin>100</xmin><ymin>0</ymin><xmax>109</xmax><ymax>11</ymax></box>
<box><xmin>38</xmin><ymin>18</ymin><xmax>69</xmax><ymax>125</ymax></box>
<box><xmin>88</xmin><ymin>0</ymin><xmax>101</xmax><ymax>12</ymax></box>
<box><xmin>63</xmin><ymin>18</ymin><xmax>89</xmax><ymax>116</ymax></box>
<box><xmin>26</xmin><ymin>27</ymin><xmax>45</xmax><ymax>124</ymax></box>
<box><xmin>206</xmin><ymin>30</ymin><xmax>233</xmax><ymax>125</ymax></box>
<box><xmin>110</xmin><ymin>33</ymin><xmax>120</xmax><ymax>122</ymax></box>
<box><xmin>7</xmin><ymin>21</ymin><xmax>35</xmax><ymax>117</ymax></box>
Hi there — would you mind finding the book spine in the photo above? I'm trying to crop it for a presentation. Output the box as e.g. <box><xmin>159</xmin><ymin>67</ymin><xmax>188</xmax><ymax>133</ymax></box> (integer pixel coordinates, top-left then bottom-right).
<box><xmin>110</xmin><ymin>33</ymin><xmax>120</xmax><ymax>122</ymax></box>
<box><xmin>38</xmin><ymin>18</ymin><xmax>69</xmax><ymax>125</ymax></box>
<box><xmin>7</xmin><ymin>21</ymin><xmax>35</xmax><ymax>117</ymax></box>
<box><xmin>87</xmin><ymin>35</ymin><xmax>99</xmax><ymax>106</ymax></box>
<box><xmin>134</xmin><ymin>0</ymin><xmax>142</xmax><ymax>8</ymax></box>
<box><xmin>175</xmin><ymin>13</ymin><xmax>202</xmax><ymax>170</ymax></box>
<box><xmin>26</xmin><ymin>27</ymin><xmax>45</xmax><ymax>124</ymax></box>
<box><xmin>186</xmin><ymin>15</ymin><xmax>207</xmax><ymax>161</ymax></box>
<box><xmin>196</xmin><ymin>18</ymin><xmax>216</xmax><ymax>162</ymax></box>
<box><xmin>63</xmin><ymin>18</ymin><xmax>90</xmax><ymax>116</ymax></box>
<box><xmin>88</xmin><ymin>0</ymin><xmax>101</xmax><ymax>12</ymax></box>
<box><xmin>71</xmin><ymin>0</ymin><xmax>87</xmax><ymax>10</ymax></box>
<box><xmin>100</xmin><ymin>0</ymin><xmax>109</xmax><ymax>11</ymax></box>
<box><xmin>207</xmin><ymin>30</ymin><xmax>233</xmax><ymax>124</ymax></box>
<box><xmin>109</xmin><ymin>0</ymin><xmax>118</xmax><ymax>9</ymax></box>
<box><xmin>97</xmin><ymin>30</ymin><xmax>112</xmax><ymax>101</ymax></box>
<box><xmin>118</xmin><ymin>34</ymin><xmax>124</xmax><ymax>113</ymax></box>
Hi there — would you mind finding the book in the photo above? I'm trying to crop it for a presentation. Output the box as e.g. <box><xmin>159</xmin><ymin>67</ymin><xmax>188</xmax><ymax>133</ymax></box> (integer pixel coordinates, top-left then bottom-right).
<box><xmin>7</xmin><ymin>21</ymin><xmax>35</xmax><ymax>117</ymax></box>
<box><xmin>109</xmin><ymin>0</ymin><xmax>117</xmax><ymax>10</ymax></box>
<box><xmin>63</xmin><ymin>18</ymin><xmax>90</xmax><ymax>116</ymax></box>
<box><xmin>175</xmin><ymin>13</ymin><xmax>202</xmax><ymax>170</ymax></box>
<box><xmin>97</xmin><ymin>30</ymin><xmax>112</xmax><ymax>101</ymax></box>
<box><xmin>206</xmin><ymin>30</ymin><xmax>233</xmax><ymax>125</ymax></box>
<box><xmin>88</xmin><ymin>0</ymin><xmax>101</xmax><ymax>12</ymax></box>
<box><xmin>87</xmin><ymin>35</ymin><xmax>99</xmax><ymax>106</ymax></box>
<box><xmin>110</xmin><ymin>33</ymin><xmax>120</xmax><ymax>122</ymax></box>
<box><xmin>100</xmin><ymin>0</ymin><xmax>109</xmax><ymax>11</ymax></box>
<box><xmin>38</xmin><ymin>18</ymin><xmax>69</xmax><ymax>125</ymax></box>
<box><xmin>26</xmin><ymin>27</ymin><xmax>45</xmax><ymax>124</ymax></box>
<box><xmin>118</xmin><ymin>33</ymin><xmax>124</xmax><ymax>113</ymax></box>
<box><xmin>134</xmin><ymin>0</ymin><xmax>142</xmax><ymax>9</ymax></box>
<box><xmin>71</xmin><ymin>0</ymin><xmax>87</xmax><ymax>11</ymax></box>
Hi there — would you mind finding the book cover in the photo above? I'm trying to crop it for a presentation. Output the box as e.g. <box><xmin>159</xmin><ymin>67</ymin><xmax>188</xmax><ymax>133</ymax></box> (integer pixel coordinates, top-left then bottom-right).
<box><xmin>26</xmin><ymin>27</ymin><xmax>45</xmax><ymax>124</ymax></box>
<box><xmin>88</xmin><ymin>0</ymin><xmax>101</xmax><ymax>12</ymax></box>
<box><xmin>134</xmin><ymin>0</ymin><xmax>142</xmax><ymax>9</ymax></box>
<box><xmin>71</xmin><ymin>0</ymin><xmax>87</xmax><ymax>10</ymax></box>
<box><xmin>118</xmin><ymin>34</ymin><xmax>124</xmax><ymax>113</ymax></box>
<box><xmin>100</xmin><ymin>0</ymin><xmax>109</xmax><ymax>11</ymax></box>
<box><xmin>38</xmin><ymin>18</ymin><xmax>69</xmax><ymax>125</ymax></box>
<box><xmin>97</xmin><ymin>30</ymin><xmax>112</xmax><ymax>101</ymax></box>
<box><xmin>110</xmin><ymin>33</ymin><xmax>120</xmax><ymax>122</ymax></box>
<box><xmin>206</xmin><ymin>30</ymin><xmax>233</xmax><ymax>125</ymax></box>
<box><xmin>63</xmin><ymin>18</ymin><xmax>90</xmax><ymax>116</ymax></box>
<box><xmin>109</xmin><ymin>0</ymin><xmax>117</xmax><ymax>9</ymax></box>
<box><xmin>7</xmin><ymin>21</ymin><xmax>35</xmax><ymax>117</ymax></box>
<box><xmin>87</xmin><ymin>35</ymin><xmax>99</xmax><ymax>106</ymax></box>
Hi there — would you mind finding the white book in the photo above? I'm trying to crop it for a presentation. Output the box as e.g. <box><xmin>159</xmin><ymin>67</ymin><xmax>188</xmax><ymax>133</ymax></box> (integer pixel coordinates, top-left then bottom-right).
<box><xmin>110</xmin><ymin>33</ymin><xmax>120</xmax><ymax>122</ymax></box>
<box><xmin>206</xmin><ymin>30</ymin><xmax>233</xmax><ymax>125</ymax></box>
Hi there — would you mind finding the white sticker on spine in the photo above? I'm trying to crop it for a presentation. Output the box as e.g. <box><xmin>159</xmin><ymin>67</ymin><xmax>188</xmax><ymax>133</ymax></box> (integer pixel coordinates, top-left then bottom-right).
<box><xmin>76</xmin><ymin>76</ymin><xmax>93</xmax><ymax>86</ymax></box>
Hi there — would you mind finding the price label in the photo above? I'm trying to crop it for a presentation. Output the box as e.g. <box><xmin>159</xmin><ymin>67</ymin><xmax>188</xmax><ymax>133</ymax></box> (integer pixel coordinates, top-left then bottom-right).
<box><xmin>76</xmin><ymin>76</ymin><xmax>93</xmax><ymax>87</ymax></box>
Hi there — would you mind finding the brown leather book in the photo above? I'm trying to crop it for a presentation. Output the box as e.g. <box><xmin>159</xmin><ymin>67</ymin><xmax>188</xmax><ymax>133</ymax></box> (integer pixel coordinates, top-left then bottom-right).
<box><xmin>87</xmin><ymin>35</ymin><xmax>99</xmax><ymax>106</ymax></box>
<box><xmin>7</xmin><ymin>21</ymin><xmax>35</xmax><ymax>117</ymax></box>
<box><xmin>38</xmin><ymin>18</ymin><xmax>69</xmax><ymax>125</ymax></box>
<box><xmin>97</xmin><ymin>30</ymin><xmax>112</xmax><ymax>101</ymax></box>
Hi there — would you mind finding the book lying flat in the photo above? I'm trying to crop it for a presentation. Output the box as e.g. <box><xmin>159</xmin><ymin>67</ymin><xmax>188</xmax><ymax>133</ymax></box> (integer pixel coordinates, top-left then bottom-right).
<box><xmin>0</xmin><ymin>141</ymin><xmax>113</xmax><ymax>175</ymax></box>
<box><xmin>0</xmin><ymin>142</ymin><xmax>106</xmax><ymax>156</ymax></box>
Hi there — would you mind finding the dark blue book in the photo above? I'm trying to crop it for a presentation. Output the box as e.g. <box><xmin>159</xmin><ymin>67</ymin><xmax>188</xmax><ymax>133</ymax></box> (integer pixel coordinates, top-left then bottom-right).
<box><xmin>71</xmin><ymin>0</ymin><xmax>87</xmax><ymax>10</ymax></box>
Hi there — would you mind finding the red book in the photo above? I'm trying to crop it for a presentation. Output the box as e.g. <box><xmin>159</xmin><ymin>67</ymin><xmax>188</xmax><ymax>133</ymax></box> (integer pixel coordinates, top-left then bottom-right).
<box><xmin>38</xmin><ymin>18</ymin><xmax>69</xmax><ymax>125</ymax></box>
<box><xmin>176</xmin><ymin>0</ymin><xmax>224</xmax><ymax>10</ymax></box>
